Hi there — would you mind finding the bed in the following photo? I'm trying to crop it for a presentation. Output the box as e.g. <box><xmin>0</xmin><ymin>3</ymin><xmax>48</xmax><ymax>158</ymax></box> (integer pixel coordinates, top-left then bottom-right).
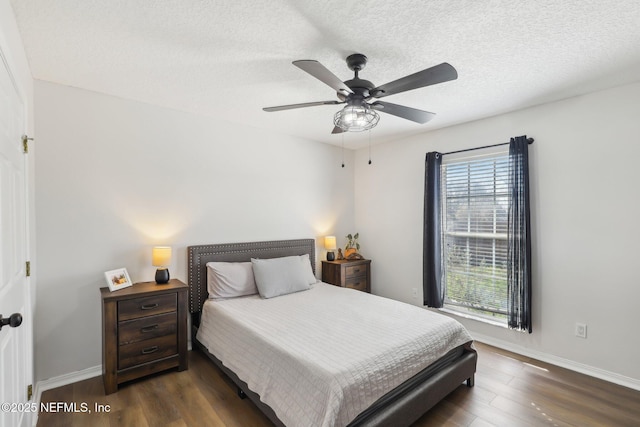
<box><xmin>188</xmin><ymin>238</ymin><xmax>477</xmax><ymax>427</ymax></box>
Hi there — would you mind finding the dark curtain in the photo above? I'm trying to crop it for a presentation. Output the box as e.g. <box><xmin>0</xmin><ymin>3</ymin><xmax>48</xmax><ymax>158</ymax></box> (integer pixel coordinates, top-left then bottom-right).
<box><xmin>423</xmin><ymin>152</ymin><xmax>443</xmax><ymax>307</ymax></box>
<box><xmin>507</xmin><ymin>136</ymin><xmax>532</xmax><ymax>332</ymax></box>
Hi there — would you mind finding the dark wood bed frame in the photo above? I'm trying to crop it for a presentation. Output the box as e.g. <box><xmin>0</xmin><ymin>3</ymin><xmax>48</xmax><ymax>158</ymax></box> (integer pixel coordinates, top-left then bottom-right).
<box><xmin>187</xmin><ymin>238</ymin><xmax>477</xmax><ymax>427</ymax></box>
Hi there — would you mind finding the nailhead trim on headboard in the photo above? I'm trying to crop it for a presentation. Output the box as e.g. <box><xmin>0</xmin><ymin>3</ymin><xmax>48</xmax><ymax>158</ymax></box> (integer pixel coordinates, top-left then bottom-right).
<box><xmin>187</xmin><ymin>238</ymin><xmax>316</xmax><ymax>314</ymax></box>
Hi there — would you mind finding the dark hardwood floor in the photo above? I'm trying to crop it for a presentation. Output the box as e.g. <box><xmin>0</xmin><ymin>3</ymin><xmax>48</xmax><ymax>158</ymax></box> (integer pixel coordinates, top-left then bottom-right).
<box><xmin>37</xmin><ymin>342</ymin><xmax>640</xmax><ymax>427</ymax></box>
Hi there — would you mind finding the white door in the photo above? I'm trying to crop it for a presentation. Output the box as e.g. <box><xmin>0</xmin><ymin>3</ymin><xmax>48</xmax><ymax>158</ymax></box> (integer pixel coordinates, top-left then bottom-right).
<box><xmin>0</xmin><ymin>47</ymin><xmax>32</xmax><ymax>427</ymax></box>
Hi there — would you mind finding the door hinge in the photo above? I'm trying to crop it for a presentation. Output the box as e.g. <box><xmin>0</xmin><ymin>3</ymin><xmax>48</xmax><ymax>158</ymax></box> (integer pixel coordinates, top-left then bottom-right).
<box><xmin>22</xmin><ymin>135</ymin><xmax>34</xmax><ymax>154</ymax></box>
<box><xmin>26</xmin><ymin>261</ymin><xmax>31</xmax><ymax>277</ymax></box>
<box><xmin>27</xmin><ymin>384</ymin><xmax>33</xmax><ymax>401</ymax></box>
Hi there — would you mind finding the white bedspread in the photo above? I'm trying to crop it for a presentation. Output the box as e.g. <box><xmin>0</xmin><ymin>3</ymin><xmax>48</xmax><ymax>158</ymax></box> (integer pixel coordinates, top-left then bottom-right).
<box><xmin>196</xmin><ymin>282</ymin><xmax>472</xmax><ymax>427</ymax></box>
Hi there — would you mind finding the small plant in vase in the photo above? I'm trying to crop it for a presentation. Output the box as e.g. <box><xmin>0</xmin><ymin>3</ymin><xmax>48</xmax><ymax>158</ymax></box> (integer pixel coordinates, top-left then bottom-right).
<box><xmin>344</xmin><ymin>233</ymin><xmax>363</xmax><ymax>259</ymax></box>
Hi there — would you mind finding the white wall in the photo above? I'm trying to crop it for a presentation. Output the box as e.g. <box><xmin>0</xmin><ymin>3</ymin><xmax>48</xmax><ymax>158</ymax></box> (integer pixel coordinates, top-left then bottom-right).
<box><xmin>34</xmin><ymin>81</ymin><xmax>355</xmax><ymax>381</ymax></box>
<box><xmin>354</xmin><ymin>82</ymin><xmax>640</xmax><ymax>384</ymax></box>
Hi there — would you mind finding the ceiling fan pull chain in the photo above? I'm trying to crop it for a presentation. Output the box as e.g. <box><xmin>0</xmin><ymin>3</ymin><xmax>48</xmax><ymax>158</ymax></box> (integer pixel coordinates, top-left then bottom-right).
<box><xmin>341</xmin><ymin>133</ymin><xmax>345</xmax><ymax>168</ymax></box>
<box><xmin>368</xmin><ymin>130</ymin><xmax>372</xmax><ymax>165</ymax></box>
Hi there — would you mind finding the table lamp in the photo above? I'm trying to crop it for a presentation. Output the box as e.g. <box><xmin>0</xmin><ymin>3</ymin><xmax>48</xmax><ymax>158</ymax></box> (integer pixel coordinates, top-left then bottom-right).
<box><xmin>324</xmin><ymin>236</ymin><xmax>337</xmax><ymax>261</ymax></box>
<box><xmin>152</xmin><ymin>246</ymin><xmax>172</xmax><ymax>284</ymax></box>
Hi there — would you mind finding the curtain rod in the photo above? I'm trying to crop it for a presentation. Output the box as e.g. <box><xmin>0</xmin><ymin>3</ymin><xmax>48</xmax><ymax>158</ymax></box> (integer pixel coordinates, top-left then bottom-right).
<box><xmin>441</xmin><ymin>137</ymin><xmax>534</xmax><ymax>156</ymax></box>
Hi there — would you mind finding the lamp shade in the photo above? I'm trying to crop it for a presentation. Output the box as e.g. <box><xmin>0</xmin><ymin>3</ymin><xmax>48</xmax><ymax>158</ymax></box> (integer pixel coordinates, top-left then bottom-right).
<box><xmin>152</xmin><ymin>246</ymin><xmax>172</xmax><ymax>267</ymax></box>
<box><xmin>324</xmin><ymin>236</ymin><xmax>337</xmax><ymax>250</ymax></box>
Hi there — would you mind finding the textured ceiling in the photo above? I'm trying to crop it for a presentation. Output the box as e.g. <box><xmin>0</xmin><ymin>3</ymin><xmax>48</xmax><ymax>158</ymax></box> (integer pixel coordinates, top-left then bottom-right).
<box><xmin>9</xmin><ymin>0</ymin><xmax>640</xmax><ymax>149</ymax></box>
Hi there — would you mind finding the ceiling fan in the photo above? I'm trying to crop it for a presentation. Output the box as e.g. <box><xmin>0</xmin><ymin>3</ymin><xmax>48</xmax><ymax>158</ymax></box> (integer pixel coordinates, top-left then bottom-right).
<box><xmin>263</xmin><ymin>53</ymin><xmax>458</xmax><ymax>134</ymax></box>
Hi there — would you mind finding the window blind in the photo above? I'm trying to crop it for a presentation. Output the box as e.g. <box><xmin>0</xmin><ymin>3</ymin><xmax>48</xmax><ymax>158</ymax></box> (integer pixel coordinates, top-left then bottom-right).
<box><xmin>441</xmin><ymin>152</ymin><xmax>509</xmax><ymax>318</ymax></box>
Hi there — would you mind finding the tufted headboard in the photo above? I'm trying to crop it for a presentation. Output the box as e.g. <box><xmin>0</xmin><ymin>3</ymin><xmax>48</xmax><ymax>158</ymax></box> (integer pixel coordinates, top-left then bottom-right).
<box><xmin>187</xmin><ymin>238</ymin><xmax>316</xmax><ymax>315</ymax></box>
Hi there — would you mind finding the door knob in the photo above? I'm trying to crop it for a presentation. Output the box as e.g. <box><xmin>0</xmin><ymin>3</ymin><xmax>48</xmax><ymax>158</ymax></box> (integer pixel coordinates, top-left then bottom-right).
<box><xmin>0</xmin><ymin>313</ymin><xmax>22</xmax><ymax>331</ymax></box>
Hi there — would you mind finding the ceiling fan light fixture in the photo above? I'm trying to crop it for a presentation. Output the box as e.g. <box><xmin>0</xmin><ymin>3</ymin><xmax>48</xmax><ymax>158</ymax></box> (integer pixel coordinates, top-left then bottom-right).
<box><xmin>334</xmin><ymin>104</ymin><xmax>379</xmax><ymax>132</ymax></box>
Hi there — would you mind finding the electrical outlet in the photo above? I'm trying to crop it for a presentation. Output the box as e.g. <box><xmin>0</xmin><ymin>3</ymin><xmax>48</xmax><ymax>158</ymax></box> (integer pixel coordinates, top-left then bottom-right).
<box><xmin>575</xmin><ymin>322</ymin><xmax>587</xmax><ymax>339</ymax></box>
<box><xmin>411</xmin><ymin>288</ymin><xmax>418</xmax><ymax>299</ymax></box>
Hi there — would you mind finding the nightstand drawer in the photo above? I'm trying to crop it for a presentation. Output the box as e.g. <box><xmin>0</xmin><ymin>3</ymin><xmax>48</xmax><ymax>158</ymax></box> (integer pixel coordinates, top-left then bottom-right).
<box><xmin>345</xmin><ymin>279</ymin><xmax>367</xmax><ymax>292</ymax></box>
<box><xmin>118</xmin><ymin>294</ymin><xmax>177</xmax><ymax>321</ymax></box>
<box><xmin>119</xmin><ymin>334</ymin><xmax>177</xmax><ymax>369</ymax></box>
<box><xmin>119</xmin><ymin>312</ymin><xmax>177</xmax><ymax>346</ymax></box>
<box><xmin>345</xmin><ymin>265</ymin><xmax>367</xmax><ymax>278</ymax></box>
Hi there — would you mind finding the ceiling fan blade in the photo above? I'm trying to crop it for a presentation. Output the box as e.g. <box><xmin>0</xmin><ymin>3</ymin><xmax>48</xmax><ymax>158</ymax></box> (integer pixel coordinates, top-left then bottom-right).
<box><xmin>293</xmin><ymin>60</ymin><xmax>354</xmax><ymax>95</ymax></box>
<box><xmin>331</xmin><ymin>126</ymin><xmax>345</xmax><ymax>134</ymax></box>
<box><xmin>263</xmin><ymin>100</ymin><xmax>342</xmax><ymax>112</ymax></box>
<box><xmin>370</xmin><ymin>101</ymin><xmax>436</xmax><ymax>124</ymax></box>
<box><xmin>371</xmin><ymin>63</ymin><xmax>457</xmax><ymax>98</ymax></box>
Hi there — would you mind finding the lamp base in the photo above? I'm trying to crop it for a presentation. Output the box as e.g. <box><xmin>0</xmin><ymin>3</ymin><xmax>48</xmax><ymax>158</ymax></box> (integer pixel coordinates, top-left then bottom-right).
<box><xmin>155</xmin><ymin>268</ymin><xmax>170</xmax><ymax>284</ymax></box>
<box><xmin>327</xmin><ymin>251</ymin><xmax>335</xmax><ymax>261</ymax></box>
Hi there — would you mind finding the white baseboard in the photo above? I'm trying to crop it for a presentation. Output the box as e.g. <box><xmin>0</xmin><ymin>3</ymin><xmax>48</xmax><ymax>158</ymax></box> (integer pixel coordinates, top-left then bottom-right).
<box><xmin>31</xmin><ymin>365</ymin><xmax>102</xmax><ymax>426</ymax></box>
<box><xmin>471</xmin><ymin>332</ymin><xmax>640</xmax><ymax>392</ymax></box>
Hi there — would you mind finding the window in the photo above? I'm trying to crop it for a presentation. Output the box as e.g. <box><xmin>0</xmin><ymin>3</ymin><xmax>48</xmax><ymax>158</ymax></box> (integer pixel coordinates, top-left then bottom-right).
<box><xmin>424</xmin><ymin>136</ymin><xmax>532</xmax><ymax>332</ymax></box>
<box><xmin>441</xmin><ymin>151</ymin><xmax>509</xmax><ymax>322</ymax></box>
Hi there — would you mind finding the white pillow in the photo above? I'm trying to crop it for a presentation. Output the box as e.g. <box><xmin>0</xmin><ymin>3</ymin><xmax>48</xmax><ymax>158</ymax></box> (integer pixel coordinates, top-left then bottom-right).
<box><xmin>206</xmin><ymin>261</ymin><xmax>258</xmax><ymax>299</ymax></box>
<box><xmin>251</xmin><ymin>255</ymin><xmax>317</xmax><ymax>299</ymax></box>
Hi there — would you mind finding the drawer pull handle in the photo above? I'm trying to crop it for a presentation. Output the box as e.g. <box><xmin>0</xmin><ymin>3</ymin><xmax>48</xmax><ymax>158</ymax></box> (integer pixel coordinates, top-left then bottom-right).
<box><xmin>141</xmin><ymin>346</ymin><xmax>159</xmax><ymax>355</ymax></box>
<box><xmin>140</xmin><ymin>303</ymin><xmax>159</xmax><ymax>310</ymax></box>
<box><xmin>141</xmin><ymin>324</ymin><xmax>159</xmax><ymax>333</ymax></box>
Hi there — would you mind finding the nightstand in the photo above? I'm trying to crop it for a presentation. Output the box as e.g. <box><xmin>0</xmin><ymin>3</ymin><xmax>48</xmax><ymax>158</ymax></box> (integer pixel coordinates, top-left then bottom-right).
<box><xmin>321</xmin><ymin>259</ymin><xmax>371</xmax><ymax>293</ymax></box>
<box><xmin>100</xmin><ymin>279</ymin><xmax>188</xmax><ymax>394</ymax></box>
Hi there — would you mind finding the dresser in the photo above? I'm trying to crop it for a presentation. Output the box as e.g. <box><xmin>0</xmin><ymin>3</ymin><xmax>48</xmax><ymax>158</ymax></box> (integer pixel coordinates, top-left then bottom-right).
<box><xmin>321</xmin><ymin>259</ymin><xmax>371</xmax><ymax>293</ymax></box>
<box><xmin>100</xmin><ymin>279</ymin><xmax>188</xmax><ymax>394</ymax></box>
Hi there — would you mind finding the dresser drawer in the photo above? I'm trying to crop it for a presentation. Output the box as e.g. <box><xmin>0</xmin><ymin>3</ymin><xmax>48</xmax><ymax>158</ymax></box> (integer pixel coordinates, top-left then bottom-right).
<box><xmin>345</xmin><ymin>264</ymin><xmax>367</xmax><ymax>278</ymax></box>
<box><xmin>118</xmin><ymin>294</ymin><xmax>177</xmax><ymax>321</ymax></box>
<box><xmin>119</xmin><ymin>312</ymin><xmax>177</xmax><ymax>346</ymax></box>
<box><xmin>118</xmin><ymin>334</ymin><xmax>178</xmax><ymax>369</ymax></box>
<box><xmin>345</xmin><ymin>278</ymin><xmax>367</xmax><ymax>292</ymax></box>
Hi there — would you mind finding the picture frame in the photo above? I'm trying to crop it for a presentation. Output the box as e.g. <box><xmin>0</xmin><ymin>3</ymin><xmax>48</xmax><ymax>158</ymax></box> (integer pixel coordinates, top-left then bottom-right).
<box><xmin>105</xmin><ymin>268</ymin><xmax>133</xmax><ymax>292</ymax></box>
